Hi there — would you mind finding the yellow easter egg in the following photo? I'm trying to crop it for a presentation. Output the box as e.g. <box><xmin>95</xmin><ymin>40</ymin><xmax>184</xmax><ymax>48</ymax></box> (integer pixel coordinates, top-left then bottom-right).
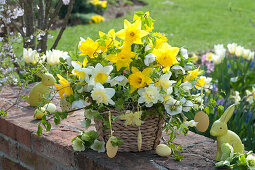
<box><xmin>34</xmin><ymin>107</ymin><xmax>47</xmax><ymax>120</ymax></box>
<box><xmin>156</xmin><ymin>144</ymin><xmax>171</xmax><ymax>157</ymax></box>
<box><xmin>43</xmin><ymin>103</ymin><xmax>56</xmax><ymax>113</ymax></box>
<box><xmin>106</xmin><ymin>137</ymin><xmax>118</xmax><ymax>158</ymax></box>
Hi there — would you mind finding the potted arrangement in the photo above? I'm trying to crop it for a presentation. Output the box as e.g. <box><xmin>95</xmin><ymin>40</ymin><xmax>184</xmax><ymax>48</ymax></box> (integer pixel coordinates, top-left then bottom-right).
<box><xmin>33</xmin><ymin>11</ymin><xmax>205</xmax><ymax>158</ymax></box>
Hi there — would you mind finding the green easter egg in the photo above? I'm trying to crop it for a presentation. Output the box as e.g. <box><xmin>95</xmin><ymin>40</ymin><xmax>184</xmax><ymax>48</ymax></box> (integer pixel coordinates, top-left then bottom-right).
<box><xmin>43</xmin><ymin>103</ymin><xmax>56</xmax><ymax>113</ymax></box>
<box><xmin>156</xmin><ymin>144</ymin><xmax>171</xmax><ymax>157</ymax></box>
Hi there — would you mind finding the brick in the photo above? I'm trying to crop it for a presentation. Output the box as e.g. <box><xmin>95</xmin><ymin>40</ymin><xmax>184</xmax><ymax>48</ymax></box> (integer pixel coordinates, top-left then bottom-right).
<box><xmin>0</xmin><ymin>136</ymin><xmax>19</xmax><ymax>160</ymax></box>
<box><xmin>1</xmin><ymin>157</ymin><xmax>28</xmax><ymax>170</ymax></box>
<box><xmin>32</xmin><ymin>128</ymin><xmax>79</xmax><ymax>167</ymax></box>
<box><xmin>19</xmin><ymin>146</ymin><xmax>57</xmax><ymax>170</ymax></box>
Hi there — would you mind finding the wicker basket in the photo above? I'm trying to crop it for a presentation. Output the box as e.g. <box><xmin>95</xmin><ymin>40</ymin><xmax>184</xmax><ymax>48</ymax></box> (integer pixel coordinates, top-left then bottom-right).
<box><xmin>95</xmin><ymin>110</ymin><xmax>164</xmax><ymax>152</ymax></box>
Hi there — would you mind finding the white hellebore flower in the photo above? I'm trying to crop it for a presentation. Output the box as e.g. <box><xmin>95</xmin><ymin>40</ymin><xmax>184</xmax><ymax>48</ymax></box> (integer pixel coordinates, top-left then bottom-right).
<box><xmin>235</xmin><ymin>46</ymin><xmax>244</xmax><ymax>57</ymax></box>
<box><xmin>90</xmin><ymin>140</ymin><xmax>105</xmax><ymax>153</ymax></box>
<box><xmin>72</xmin><ymin>99</ymin><xmax>88</xmax><ymax>109</ymax></box>
<box><xmin>180</xmin><ymin>81</ymin><xmax>193</xmax><ymax>92</ymax></box>
<box><xmin>138</xmin><ymin>84</ymin><xmax>163</xmax><ymax>107</ymax></box>
<box><xmin>90</xmin><ymin>63</ymin><xmax>113</xmax><ymax>85</ymax></box>
<box><xmin>171</xmin><ymin>65</ymin><xmax>186</xmax><ymax>75</ymax></box>
<box><xmin>155</xmin><ymin>72</ymin><xmax>176</xmax><ymax>91</ymax></box>
<box><xmin>246</xmin><ymin>87</ymin><xmax>255</xmax><ymax>104</ymax></box>
<box><xmin>227</xmin><ymin>43</ymin><xmax>237</xmax><ymax>55</ymax></box>
<box><xmin>23</xmin><ymin>48</ymin><xmax>42</xmax><ymax>64</ymax></box>
<box><xmin>180</xmin><ymin>48</ymin><xmax>188</xmax><ymax>59</ymax></box>
<box><xmin>144</xmin><ymin>53</ymin><xmax>156</xmax><ymax>66</ymax></box>
<box><xmin>72</xmin><ymin>138</ymin><xmax>85</xmax><ymax>152</ymax></box>
<box><xmin>164</xmin><ymin>97</ymin><xmax>182</xmax><ymax>115</ymax></box>
<box><xmin>71</xmin><ymin>61</ymin><xmax>91</xmax><ymax>82</ymax></box>
<box><xmin>109</xmin><ymin>76</ymin><xmax>128</xmax><ymax>86</ymax></box>
<box><xmin>180</xmin><ymin>98</ymin><xmax>194</xmax><ymax>112</ymax></box>
<box><xmin>91</xmin><ymin>83</ymin><xmax>115</xmax><ymax>105</ymax></box>
<box><xmin>246</xmin><ymin>154</ymin><xmax>255</xmax><ymax>170</ymax></box>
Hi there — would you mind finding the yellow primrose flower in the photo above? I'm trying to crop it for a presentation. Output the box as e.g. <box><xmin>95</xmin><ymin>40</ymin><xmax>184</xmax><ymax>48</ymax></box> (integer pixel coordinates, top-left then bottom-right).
<box><xmin>184</xmin><ymin>68</ymin><xmax>203</xmax><ymax>83</ymax></box>
<box><xmin>120</xmin><ymin>111</ymin><xmax>142</xmax><ymax>127</ymax></box>
<box><xmin>153</xmin><ymin>43</ymin><xmax>179</xmax><ymax>70</ymax></box>
<box><xmin>91</xmin><ymin>15</ymin><xmax>104</xmax><ymax>24</ymax></box>
<box><xmin>128</xmin><ymin>67</ymin><xmax>153</xmax><ymax>93</ymax></box>
<box><xmin>106</xmin><ymin>44</ymin><xmax>136</xmax><ymax>71</ymax></box>
<box><xmin>115</xmin><ymin>19</ymin><xmax>148</xmax><ymax>45</ymax></box>
<box><xmin>78</xmin><ymin>38</ymin><xmax>99</xmax><ymax>58</ymax></box>
<box><xmin>55</xmin><ymin>74</ymin><xmax>73</xmax><ymax>99</ymax></box>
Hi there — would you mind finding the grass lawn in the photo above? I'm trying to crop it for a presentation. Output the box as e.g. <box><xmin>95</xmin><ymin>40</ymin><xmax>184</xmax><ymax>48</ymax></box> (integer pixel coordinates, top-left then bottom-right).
<box><xmin>47</xmin><ymin>0</ymin><xmax>255</xmax><ymax>54</ymax></box>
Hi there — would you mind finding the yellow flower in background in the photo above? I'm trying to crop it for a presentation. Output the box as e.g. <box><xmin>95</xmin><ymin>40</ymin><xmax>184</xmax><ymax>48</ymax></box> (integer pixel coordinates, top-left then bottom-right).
<box><xmin>120</xmin><ymin>111</ymin><xmax>142</xmax><ymax>126</ymax></box>
<box><xmin>205</xmin><ymin>52</ymin><xmax>213</xmax><ymax>61</ymax></box>
<box><xmin>153</xmin><ymin>43</ymin><xmax>179</xmax><ymax>70</ymax></box>
<box><xmin>184</xmin><ymin>68</ymin><xmax>203</xmax><ymax>83</ymax></box>
<box><xmin>78</xmin><ymin>38</ymin><xmax>99</xmax><ymax>58</ymax></box>
<box><xmin>106</xmin><ymin>44</ymin><xmax>136</xmax><ymax>71</ymax></box>
<box><xmin>90</xmin><ymin>0</ymin><xmax>107</xmax><ymax>8</ymax></box>
<box><xmin>195</xmin><ymin>77</ymin><xmax>206</xmax><ymax>88</ymax></box>
<box><xmin>55</xmin><ymin>74</ymin><xmax>73</xmax><ymax>99</ymax></box>
<box><xmin>191</xmin><ymin>53</ymin><xmax>198</xmax><ymax>63</ymax></box>
<box><xmin>115</xmin><ymin>19</ymin><xmax>148</xmax><ymax>45</ymax></box>
<box><xmin>128</xmin><ymin>67</ymin><xmax>153</xmax><ymax>93</ymax></box>
<box><xmin>91</xmin><ymin>15</ymin><xmax>104</xmax><ymax>24</ymax></box>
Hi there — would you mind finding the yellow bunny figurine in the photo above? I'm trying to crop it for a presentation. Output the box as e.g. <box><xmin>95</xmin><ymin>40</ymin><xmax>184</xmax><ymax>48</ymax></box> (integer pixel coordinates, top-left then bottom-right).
<box><xmin>27</xmin><ymin>72</ymin><xmax>56</xmax><ymax>107</ymax></box>
<box><xmin>210</xmin><ymin>104</ymin><xmax>244</xmax><ymax>161</ymax></box>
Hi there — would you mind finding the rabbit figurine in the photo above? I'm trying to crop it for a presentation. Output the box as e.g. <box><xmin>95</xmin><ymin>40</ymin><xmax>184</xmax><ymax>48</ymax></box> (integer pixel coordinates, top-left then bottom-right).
<box><xmin>210</xmin><ymin>104</ymin><xmax>244</xmax><ymax>161</ymax></box>
<box><xmin>27</xmin><ymin>72</ymin><xmax>56</xmax><ymax>107</ymax></box>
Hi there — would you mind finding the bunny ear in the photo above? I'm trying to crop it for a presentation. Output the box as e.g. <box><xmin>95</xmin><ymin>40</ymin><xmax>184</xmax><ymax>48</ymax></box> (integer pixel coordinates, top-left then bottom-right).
<box><xmin>36</xmin><ymin>65</ymin><xmax>48</xmax><ymax>78</ymax></box>
<box><xmin>219</xmin><ymin>104</ymin><xmax>235</xmax><ymax>123</ymax></box>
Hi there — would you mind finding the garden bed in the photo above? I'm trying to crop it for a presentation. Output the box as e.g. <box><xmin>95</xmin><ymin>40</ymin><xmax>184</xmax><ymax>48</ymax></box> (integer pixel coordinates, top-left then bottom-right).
<box><xmin>0</xmin><ymin>86</ymin><xmax>217</xmax><ymax>169</ymax></box>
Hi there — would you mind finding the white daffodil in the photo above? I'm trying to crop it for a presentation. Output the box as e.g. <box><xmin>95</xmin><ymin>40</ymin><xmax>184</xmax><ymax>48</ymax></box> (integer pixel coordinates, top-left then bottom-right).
<box><xmin>46</xmin><ymin>49</ymin><xmax>68</xmax><ymax>66</ymax></box>
<box><xmin>230</xmin><ymin>91</ymin><xmax>241</xmax><ymax>104</ymax></box>
<box><xmin>164</xmin><ymin>98</ymin><xmax>182</xmax><ymax>115</ymax></box>
<box><xmin>72</xmin><ymin>138</ymin><xmax>85</xmax><ymax>152</ymax></box>
<box><xmin>109</xmin><ymin>75</ymin><xmax>128</xmax><ymax>86</ymax></box>
<box><xmin>155</xmin><ymin>72</ymin><xmax>176</xmax><ymax>91</ymax></box>
<box><xmin>235</xmin><ymin>46</ymin><xmax>244</xmax><ymax>57</ymax></box>
<box><xmin>246</xmin><ymin>154</ymin><xmax>255</xmax><ymax>170</ymax></box>
<box><xmin>91</xmin><ymin>83</ymin><xmax>115</xmax><ymax>105</ymax></box>
<box><xmin>90</xmin><ymin>63</ymin><xmax>113</xmax><ymax>84</ymax></box>
<box><xmin>180</xmin><ymin>98</ymin><xmax>194</xmax><ymax>112</ymax></box>
<box><xmin>144</xmin><ymin>53</ymin><xmax>156</xmax><ymax>66</ymax></box>
<box><xmin>180</xmin><ymin>48</ymin><xmax>188</xmax><ymax>59</ymax></box>
<box><xmin>246</xmin><ymin>87</ymin><xmax>255</xmax><ymax>104</ymax></box>
<box><xmin>23</xmin><ymin>48</ymin><xmax>42</xmax><ymax>64</ymax></box>
<box><xmin>71</xmin><ymin>61</ymin><xmax>91</xmax><ymax>82</ymax></box>
<box><xmin>227</xmin><ymin>43</ymin><xmax>237</xmax><ymax>55</ymax></box>
<box><xmin>90</xmin><ymin>140</ymin><xmax>105</xmax><ymax>153</ymax></box>
<box><xmin>171</xmin><ymin>65</ymin><xmax>186</xmax><ymax>75</ymax></box>
<box><xmin>180</xmin><ymin>81</ymin><xmax>193</xmax><ymax>92</ymax></box>
<box><xmin>72</xmin><ymin>99</ymin><xmax>88</xmax><ymax>109</ymax></box>
<box><xmin>138</xmin><ymin>84</ymin><xmax>163</xmax><ymax>107</ymax></box>
<box><xmin>184</xmin><ymin>120</ymin><xmax>198</xmax><ymax>127</ymax></box>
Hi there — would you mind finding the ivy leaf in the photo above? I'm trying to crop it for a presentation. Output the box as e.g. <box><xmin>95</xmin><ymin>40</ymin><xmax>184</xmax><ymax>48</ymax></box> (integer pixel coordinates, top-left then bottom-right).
<box><xmin>36</xmin><ymin>123</ymin><xmax>43</xmax><ymax>137</ymax></box>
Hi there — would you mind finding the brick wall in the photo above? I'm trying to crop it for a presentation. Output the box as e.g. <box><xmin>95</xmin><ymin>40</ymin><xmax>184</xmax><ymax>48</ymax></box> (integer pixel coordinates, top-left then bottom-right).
<box><xmin>0</xmin><ymin>86</ymin><xmax>218</xmax><ymax>170</ymax></box>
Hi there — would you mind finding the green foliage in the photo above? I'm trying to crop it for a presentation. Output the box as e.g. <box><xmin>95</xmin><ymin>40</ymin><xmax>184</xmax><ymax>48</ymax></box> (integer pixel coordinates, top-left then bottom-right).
<box><xmin>110</xmin><ymin>136</ymin><xmax>124</xmax><ymax>147</ymax></box>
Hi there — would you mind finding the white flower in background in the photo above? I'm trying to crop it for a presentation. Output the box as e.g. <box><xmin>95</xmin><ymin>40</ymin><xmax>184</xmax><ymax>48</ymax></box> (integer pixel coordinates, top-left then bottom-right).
<box><xmin>212</xmin><ymin>53</ymin><xmax>223</xmax><ymax>64</ymax></box>
<box><xmin>246</xmin><ymin>87</ymin><xmax>255</xmax><ymax>104</ymax></box>
<box><xmin>71</xmin><ymin>61</ymin><xmax>91</xmax><ymax>82</ymax></box>
<box><xmin>243</xmin><ymin>49</ymin><xmax>251</xmax><ymax>60</ymax></box>
<box><xmin>61</xmin><ymin>52</ymin><xmax>72</xmax><ymax>66</ymax></box>
<box><xmin>246</xmin><ymin>154</ymin><xmax>255</xmax><ymax>170</ymax></box>
<box><xmin>200</xmin><ymin>76</ymin><xmax>212</xmax><ymax>90</ymax></box>
<box><xmin>72</xmin><ymin>138</ymin><xmax>85</xmax><ymax>152</ymax></box>
<box><xmin>230</xmin><ymin>91</ymin><xmax>241</xmax><ymax>104</ymax></box>
<box><xmin>227</xmin><ymin>43</ymin><xmax>237</xmax><ymax>55</ymax></box>
<box><xmin>72</xmin><ymin>99</ymin><xmax>88</xmax><ymax>109</ymax></box>
<box><xmin>230</xmin><ymin>76</ymin><xmax>238</xmax><ymax>83</ymax></box>
<box><xmin>171</xmin><ymin>65</ymin><xmax>186</xmax><ymax>75</ymax></box>
<box><xmin>235</xmin><ymin>46</ymin><xmax>244</xmax><ymax>57</ymax></box>
<box><xmin>155</xmin><ymin>72</ymin><xmax>176</xmax><ymax>91</ymax></box>
<box><xmin>144</xmin><ymin>53</ymin><xmax>156</xmax><ymax>66</ymax></box>
<box><xmin>180</xmin><ymin>81</ymin><xmax>193</xmax><ymax>92</ymax></box>
<box><xmin>214</xmin><ymin>44</ymin><xmax>226</xmax><ymax>58</ymax></box>
<box><xmin>164</xmin><ymin>98</ymin><xmax>182</xmax><ymax>115</ymax></box>
<box><xmin>0</xmin><ymin>0</ymin><xmax>6</xmax><ymax>4</ymax></box>
<box><xmin>46</xmin><ymin>50</ymin><xmax>68</xmax><ymax>66</ymax></box>
<box><xmin>180</xmin><ymin>48</ymin><xmax>188</xmax><ymax>59</ymax></box>
<box><xmin>180</xmin><ymin>98</ymin><xmax>194</xmax><ymax>112</ymax></box>
<box><xmin>62</xmin><ymin>0</ymin><xmax>70</xmax><ymax>5</ymax></box>
<box><xmin>109</xmin><ymin>76</ymin><xmax>128</xmax><ymax>86</ymax></box>
<box><xmin>184</xmin><ymin>120</ymin><xmax>198</xmax><ymax>127</ymax></box>
<box><xmin>90</xmin><ymin>140</ymin><xmax>105</xmax><ymax>153</ymax></box>
<box><xmin>138</xmin><ymin>84</ymin><xmax>163</xmax><ymax>107</ymax></box>
<box><xmin>248</xmin><ymin>51</ymin><xmax>254</xmax><ymax>61</ymax></box>
<box><xmin>12</xmin><ymin>8</ymin><xmax>24</xmax><ymax>19</ymax></box>
<box><xmin>23</xmin><ymin>48</ymin><xmax>42</xmax><ymax>64</ymax></box>
<box><xmin>90</xmin><ymin>63</ymin><xmax>113</xmax><ymax>84</ymax></box>
<box><xmin>91</xmin><ymin>83</ymin><xmax>115</xmax><ymax>105</ymax></box>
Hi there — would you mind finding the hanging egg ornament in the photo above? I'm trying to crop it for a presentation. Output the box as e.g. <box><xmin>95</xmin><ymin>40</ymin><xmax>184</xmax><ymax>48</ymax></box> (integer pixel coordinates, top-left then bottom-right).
<box><xmin>106</xmin><ymin>136</ymin><xmax>118</xmax><ymax>158</ymax></box>
<box><xmin>194</xmin><ymin>111</ymin><xmax>209</xmax><ymax>132</ymax></box>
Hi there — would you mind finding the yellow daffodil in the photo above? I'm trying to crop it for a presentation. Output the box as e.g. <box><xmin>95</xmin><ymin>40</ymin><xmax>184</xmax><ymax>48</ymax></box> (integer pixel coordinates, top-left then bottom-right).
<box><xmin>133</xmin><ymin>12</ymin><xmax>154</xmax><ymax>32</ymax></box>
<box><xmin>195</xmin><ymin>77</ymin><xmax>206</xmax><ymax>88</ymax></box>
<box><xmin>115</xmin><ymin>19</ymin><xmax>148</xmax><ymax>45</ymax></box>
<box><xmin>78</xmin><ymin>38</ymin><xmax>99</xmax><ymax>58</ymax></box>
<box><xmin>152</xmin><ymin>32</ymin><xmax>168</xmax><ymax>49</ymax></box>
<box><xmin>120</xmin><ymin>111</ymin><xmax>142</xmax><ymax>126</ymax></box>
<box><xmin>98</xmin><ymin>29</ymin><xmax>119</xmax><ymax>53</ymax></box>
<box><xmin>128</xmin><ymin>67</ymin><xmax>153</xmax><ymax>93</ymax></box>
<box><xmin>153</xmin><ymin>43</ymin><xmax>179</xmax><ymax>71</ymax></box>
<box><xmin>184</xmin><ymin>68</ymin><xmax>203</xmax><ymax>83</ymax></box>
<box><xmin>55</xmin><ymin>74</ymin><xmax>73</xmax><ymax>99</ymax></box>
<box><xmin>106</xmin><ymin>44</ymin><xmax>136</xmax><ymax>71</ymax></box>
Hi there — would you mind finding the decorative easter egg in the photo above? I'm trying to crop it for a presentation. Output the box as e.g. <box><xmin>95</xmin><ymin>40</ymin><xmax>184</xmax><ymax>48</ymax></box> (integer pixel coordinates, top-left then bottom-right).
<box><xmin>156</xmin><ymin>144</ymin><xmax>171</xmax><ymax>157</ymax></box>
<box><xmin>106</xmin><ymin>136</ymin><xmax>118</xmax><ymax>158</ymax></box>
<box><xmin>34</xmin><ymin>107</ymin><xmax>47</xmax><ymax>120</ymax></box>
<box><xmin>43</xmin><ymin>103</ymin><xmax>56</xmax><ymax>113</ymax></box>
<box><xmin>194</xmin><ymin>111</ymin><xmax>209</xmax><ymax>132</ymax></box>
